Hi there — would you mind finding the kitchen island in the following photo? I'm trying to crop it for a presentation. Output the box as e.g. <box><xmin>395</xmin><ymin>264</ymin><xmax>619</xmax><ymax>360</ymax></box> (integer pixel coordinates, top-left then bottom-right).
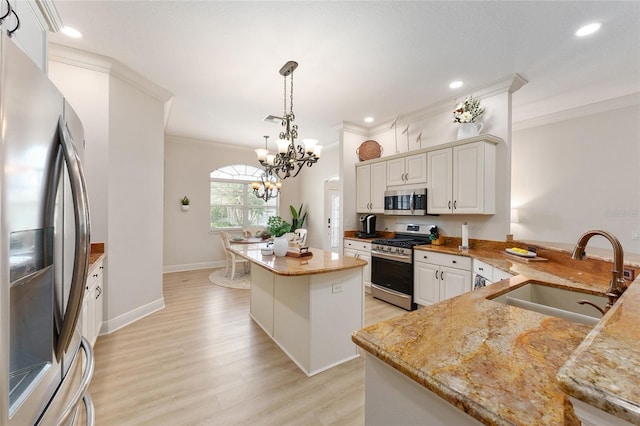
<box><xmin>352</xmin><ymin>239</ymin><xmax>640</xmax><ymax>425</ymax></box>
<box><xmin>231</xmin><ymin>244</ymin><xmax>368</xmax><ymax>376</ymax></box>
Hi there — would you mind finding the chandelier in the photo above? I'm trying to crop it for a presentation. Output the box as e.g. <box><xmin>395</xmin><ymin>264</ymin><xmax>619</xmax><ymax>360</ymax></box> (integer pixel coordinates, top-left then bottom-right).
<box><xmin>252</xmin><ymin>136</ymin><xmax>281</xmax><ymax>202</ymax></box>
<box><xmin>256</xmin><ymin>60</ymin><xmax>322</xmax><ymax>180</ymax></box>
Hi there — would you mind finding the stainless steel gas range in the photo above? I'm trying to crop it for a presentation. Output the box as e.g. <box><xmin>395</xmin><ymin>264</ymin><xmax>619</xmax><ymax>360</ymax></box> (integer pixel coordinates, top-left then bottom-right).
<box><xmin>370</xmin><ymin>224</ymin><xmax>436</xmax><ymax>310</ymax></box>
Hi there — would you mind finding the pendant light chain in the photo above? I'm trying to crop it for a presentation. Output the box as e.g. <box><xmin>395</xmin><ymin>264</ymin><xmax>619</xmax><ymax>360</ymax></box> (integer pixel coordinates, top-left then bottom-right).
<box><xmin>289</xmin><ymin>71</ymin><xmax>294</xmax><ymax>116</ymax></box>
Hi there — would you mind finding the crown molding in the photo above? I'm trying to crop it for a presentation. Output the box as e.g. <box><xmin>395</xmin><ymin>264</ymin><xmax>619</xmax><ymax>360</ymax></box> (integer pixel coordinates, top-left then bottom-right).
<box><xmin>333</xmin><ymin>121</ymin><xmax>370</xmax><ymax>137</ymax></box>
<box><xmin>368</xmin><ymin>74</ymin><xmax>528</xmax><ymax>135</ymax></box>
<box><xmin>35</xmin><ymin>0</ymin><xmax>63</xmax><ymax>32</ymax></box>
<box><xmin>513</xmin><ymin>92</ymin><xmax>640</xmax><ymax>131</ymax></box>
<box><xmin>49</xmin><ymin>43</ymin><xmax>173</xmax><ymax>103</ymax></box>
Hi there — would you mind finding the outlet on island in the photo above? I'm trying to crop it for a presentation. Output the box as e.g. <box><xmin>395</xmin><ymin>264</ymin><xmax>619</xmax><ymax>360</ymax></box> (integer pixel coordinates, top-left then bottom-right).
<box><xmin>332</xmin><ymin>283</ymin><xmax>343</xmax><ymax>294</ymax></box>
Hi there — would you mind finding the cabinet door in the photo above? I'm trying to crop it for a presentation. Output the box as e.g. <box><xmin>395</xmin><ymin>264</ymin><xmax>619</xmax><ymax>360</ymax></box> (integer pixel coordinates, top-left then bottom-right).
<box><xmin>8</xmin><ymin>0</ymin><xmax>48</xmax><ymax>72</ymax></box>
<box><xmin>440</xmin><ymin>266</ymin><xmax>472</xmax><ymax>301</ymax></box>
<box><xmin>386</xmin><ymin>158</ymin><xmax>405</xmax><ymax>186</ymax></box>
<box><xmin>404</xmin><ymin>153</ymin><xmax>427</xmax><ymax>185</ymax></box>
<box><xmin>427</xmin><ymin>148</ymin><xmax>453</xmax><ymax>214</ymax></box>
<box><xmin>453</xmin><ymin>142</ymin><xmax>485</xmax><ymax>214</ymax></box>
<box><xmin>93</xmin><ymin>264</ymin><xmax>104</xmax><ymax>340</ymax></box>
<box><xmin>359</xmin><ymin>251</ymin><xmax>372</xmax><ymax>289</ymax></box>
<box><xmin>356</xmin><ymin>164</ymin><xmax>372</xmax><ymax>213</ymax></box>
<box><xmin>81</xmin><ymin>290</ymin><xmax>92</xmax><ymax>344</ymax></box>
<box><xmin>369</xmin><ymin>161</ymin><xmax>387</xmax><ymax>213</ymax></box>
<box><xmin>414</xmin><ymin>262</ymin><xmax>440</xmax><ymax>306</ymax></box>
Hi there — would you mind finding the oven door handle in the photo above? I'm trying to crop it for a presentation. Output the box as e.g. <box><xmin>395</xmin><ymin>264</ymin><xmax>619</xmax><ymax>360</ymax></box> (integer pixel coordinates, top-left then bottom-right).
<box><xmin>372</xmin><ymin>251</ymin><xmax>412</xmax><ymax>263</ymax></box>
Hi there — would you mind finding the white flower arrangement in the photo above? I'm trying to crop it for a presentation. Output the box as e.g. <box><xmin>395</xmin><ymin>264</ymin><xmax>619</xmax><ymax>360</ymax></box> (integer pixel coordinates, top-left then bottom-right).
<box><xmin>452</xmin><ymin>96</ymin><xmax>484</xmax><ymax>123</ymax></box>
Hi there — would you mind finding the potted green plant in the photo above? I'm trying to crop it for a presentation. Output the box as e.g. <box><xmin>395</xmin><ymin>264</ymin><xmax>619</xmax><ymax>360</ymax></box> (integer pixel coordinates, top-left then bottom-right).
<box><xmin>181</xmin><ymin>196</ymin><xmax>190</xmax><ymax>211</ymax></box>
<box><xmin>289</xmin><ymin>204</ymin><xmax>307</xmax><ymax>232</ymax></box>
<box><xmin>266</xmin><ymin>216</ymin><xmax>291</xmax><ymax>238</ymax></box>
<box><xmin>267</xmin><ymin>216</ymin><xmax>291</xmax><ymax>257</ymax></box>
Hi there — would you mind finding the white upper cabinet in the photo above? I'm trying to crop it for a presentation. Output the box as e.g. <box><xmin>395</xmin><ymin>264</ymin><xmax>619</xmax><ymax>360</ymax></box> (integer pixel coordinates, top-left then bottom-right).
<box><xmin>427</xmin><ymin>140</ymin><xmax>496</xmax><ymax>215</ymax></box>
<box><xmin>386</xmin><ymin>153</ymin><xmax>427</xmax><ymax>186</ymax></box>
<box><xmin>4</xmin><ymin>0</ymin><xmax>55</xmax><ymax>73</ymax></box>
<box><xmin>356</xmin><ymin>161</ymin><xmax>386</xmax><ymax>213</ymax></box>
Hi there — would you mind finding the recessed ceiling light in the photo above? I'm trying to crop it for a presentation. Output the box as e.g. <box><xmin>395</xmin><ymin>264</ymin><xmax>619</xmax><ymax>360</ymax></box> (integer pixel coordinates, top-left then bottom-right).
<box><xmin>576</xmin><ymin>22</ymin><xmax>601</xmax><ymax>37</ymax></box>
<box><xmin>61</xmin><ymin>26</ymin><xmax>82</xmax><ymax>38</ymax></box>
<box><xmin>449</xmin><ymin>80</ymin><xmax>464</xmax><ymax>89</ymax></box>
<box><xmin>364</xmin><ymin>117</ymin><xmax>374</xmax><ymax>123</ymax></box>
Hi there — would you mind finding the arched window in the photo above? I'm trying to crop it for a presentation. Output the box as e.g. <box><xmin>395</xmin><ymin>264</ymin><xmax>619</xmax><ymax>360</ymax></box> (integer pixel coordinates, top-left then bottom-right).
<box><xmin>210</xmin><ymin>164</ymin><xmax>279</xmax><ymax>231</ymax></box>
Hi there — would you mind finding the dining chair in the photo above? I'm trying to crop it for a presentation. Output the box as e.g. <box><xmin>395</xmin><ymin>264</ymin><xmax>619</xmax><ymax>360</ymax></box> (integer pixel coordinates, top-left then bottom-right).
<box><xmin>293</xmin><ymin>228</ymin><xmax>308</xmax><ymax>246</ymax></box>
<box><xmin>220</xmin><ymin>232</ymin><xmax>249</xmax><ymax>279</ymax></box>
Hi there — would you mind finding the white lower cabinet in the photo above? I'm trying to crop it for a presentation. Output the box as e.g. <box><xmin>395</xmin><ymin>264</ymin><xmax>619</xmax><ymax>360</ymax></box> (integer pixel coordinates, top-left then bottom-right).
<box><xmin>473</xmin><ymin>259</ymin><xmax>513</xmax><ymax>286</ymax></box>
<box><xmin>83</xmin><ymin>258</ymin><xmax>104</xmax><ymax>346</ymax></box>
<box><xmin>414</xmin><ymin>251</ymin><xmax>471</xmax><ymax>306</ymax></box>
<box><xmin>343</xmin><ymin>239</ymin><xmax>372</xmax><ymax>292</ymax></box>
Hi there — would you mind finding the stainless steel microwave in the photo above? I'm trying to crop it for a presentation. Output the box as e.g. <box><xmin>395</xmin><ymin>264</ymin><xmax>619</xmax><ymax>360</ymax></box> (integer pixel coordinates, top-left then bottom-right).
<box><xmin>384</xmin><ymin>189</ymin><xmax>427</xmax><ymax>215</ymax></box>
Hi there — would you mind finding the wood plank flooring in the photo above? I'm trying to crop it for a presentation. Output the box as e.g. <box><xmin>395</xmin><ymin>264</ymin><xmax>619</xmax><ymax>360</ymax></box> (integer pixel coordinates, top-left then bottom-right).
<box><xmin>88</xmin><ymin>268</ymin><xmax>405</xmax><ymax>425</ymax></box>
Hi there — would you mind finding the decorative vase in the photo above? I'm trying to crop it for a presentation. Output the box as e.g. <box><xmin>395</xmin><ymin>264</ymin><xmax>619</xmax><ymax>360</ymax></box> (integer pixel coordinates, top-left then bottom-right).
<box><xmin>181</xmin><ymin>205</ymin><xmax>190</xmax><ymax>211</ymax></box>
<box><xmin>273</xmin><ymin>236</ymin><xmax>289</xmax><ymax>257</ymax></box>
<box><xmin>457</xmin><ymin>122</ymin><xmax>484</xmax><ymax>140</ymax></box>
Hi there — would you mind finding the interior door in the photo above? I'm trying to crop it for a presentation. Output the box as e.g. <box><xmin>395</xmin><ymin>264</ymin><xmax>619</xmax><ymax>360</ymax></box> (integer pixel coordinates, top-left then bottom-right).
<box><xmin>324</xmin><ymin>179</ymin><xmax>340</xmax><ymax>253</ymax></box>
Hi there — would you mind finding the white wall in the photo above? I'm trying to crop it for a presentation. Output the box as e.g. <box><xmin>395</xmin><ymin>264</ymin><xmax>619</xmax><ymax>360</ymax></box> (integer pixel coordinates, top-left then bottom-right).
<box><xmin>297</xmin><ymin>143</ymin><xmax>340</xmax><ymax>249</ymax></box>
<box><xmin>107</xmin><ymin>75</ymin><xmax>166</xmax><ymax>328</ymax></box>
<box><xmin>512</xmin><ymin>100</ymin><xmax>640</xmax><ymax>253</ymax></box>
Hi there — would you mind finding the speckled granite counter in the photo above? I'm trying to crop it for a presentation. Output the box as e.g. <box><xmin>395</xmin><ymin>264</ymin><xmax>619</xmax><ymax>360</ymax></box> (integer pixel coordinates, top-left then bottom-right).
<box><xmin>557</xmin><ymin>280</ymin><xmax>640</xmax><ymax>424</ymax></box>
<box><xmin>353</xmin><ymin>238</ymin><xmax>640</xmax><ymax>425</ymax></box>
<box><xmin>231</xmin><ymin>244</ymin><xmax>367</xmax><ymax>276</ymax></box>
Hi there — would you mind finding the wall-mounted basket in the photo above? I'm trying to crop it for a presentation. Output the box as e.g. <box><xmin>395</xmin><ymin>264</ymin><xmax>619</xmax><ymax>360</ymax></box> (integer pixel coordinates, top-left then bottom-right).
<box><xmin>356</xmin><ymin>140</ymin><xmax>383</xmax><ymax>161</ymax></box>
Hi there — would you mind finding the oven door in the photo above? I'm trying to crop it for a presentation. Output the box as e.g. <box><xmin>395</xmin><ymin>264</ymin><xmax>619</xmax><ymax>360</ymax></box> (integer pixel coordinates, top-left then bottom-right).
<box><xmin>370</xmin><ymin>253</ymin><xmax>416</xmax><ymax>310</ymax></box>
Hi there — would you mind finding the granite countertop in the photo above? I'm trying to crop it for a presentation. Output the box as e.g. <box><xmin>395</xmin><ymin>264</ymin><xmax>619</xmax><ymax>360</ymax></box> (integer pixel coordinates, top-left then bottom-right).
<box><xmin>231</xmin><ymin>244</ymin><xmax>367</xmax><ymax>276</ymax></box>
<box><xmin>89</xmin><ymin>242</ymin><xmax>105</xmax><ymax>271</ymax></box>
<box><xmin>352</xmin><ymin>238</ymin><xmax>640</xmax><ymax>425</ymax></box>
<box><xmin>343</xmin><ymin>230</ymin><xmax>395</xmax><ymax>242</ymax></box>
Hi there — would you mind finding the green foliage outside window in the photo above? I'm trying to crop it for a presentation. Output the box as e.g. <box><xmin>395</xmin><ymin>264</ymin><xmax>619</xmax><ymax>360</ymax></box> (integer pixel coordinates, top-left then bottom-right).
<box><xmin>210</xmin><ymin>165</ymin><xmax>279</xmax><ymax>230</ymax></box>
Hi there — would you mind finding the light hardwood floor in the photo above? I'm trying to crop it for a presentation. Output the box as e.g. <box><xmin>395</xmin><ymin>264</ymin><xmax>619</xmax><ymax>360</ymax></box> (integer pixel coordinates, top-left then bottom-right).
<box><xmin>88</xmin><ymin>268</ymin><xmax>405</xmax><ymax>425</ymax></box>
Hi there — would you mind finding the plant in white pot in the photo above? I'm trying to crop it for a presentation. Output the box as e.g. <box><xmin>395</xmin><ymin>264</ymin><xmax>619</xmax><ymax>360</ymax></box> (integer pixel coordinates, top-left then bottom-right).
<box><xmin>267</xmin><ymin>216</ymin><xmax>292</xmax><ymax>257</ymax></box>
<box><xmin>180</xmin><ymin>196</ymin><xmax>190</xmax><ymax>211</ymax></box>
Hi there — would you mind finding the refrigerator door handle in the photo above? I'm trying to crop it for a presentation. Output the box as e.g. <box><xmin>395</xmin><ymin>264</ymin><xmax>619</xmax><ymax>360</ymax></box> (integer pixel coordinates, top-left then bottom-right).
<box><xmin>55</xmin><ymin>116</ymin><xmax>91</xmax><ymax>359</ymax></box>
<box><xmin>56</xmin><ymin>337</ymin><xmax>95</xmax><ymax>426</ymax></box>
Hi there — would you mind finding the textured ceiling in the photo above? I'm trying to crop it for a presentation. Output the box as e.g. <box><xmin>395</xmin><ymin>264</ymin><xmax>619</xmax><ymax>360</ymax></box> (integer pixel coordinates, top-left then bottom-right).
<box><xmin>50</xmin><ymin>1</ymin><xmax>640</xmax><ymax>148</ymax></box>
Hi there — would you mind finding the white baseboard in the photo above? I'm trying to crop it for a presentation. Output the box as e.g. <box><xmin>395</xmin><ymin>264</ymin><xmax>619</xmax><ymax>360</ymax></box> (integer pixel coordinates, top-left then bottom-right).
<box><xmin>163</xmin><ymin>260</ymin><xmax>225</xmax><ymax>273</ymax></box>
<box><xmin>101</xmin><ymin>297</ymin><xmax>165</xmax><ymax>335</ymax></box>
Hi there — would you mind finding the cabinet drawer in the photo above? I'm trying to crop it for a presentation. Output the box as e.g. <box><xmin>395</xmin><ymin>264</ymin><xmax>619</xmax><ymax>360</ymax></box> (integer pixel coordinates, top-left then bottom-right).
<box><xmin>414</xmin><ymin>251</ymin><xmax>471</xmax><ymax>270</ymax></box>
<box><xmin>473</xmin><ymin>259</ymin><xmax>494</xmax><ymax>277</ymax></box>
<box><xmin>343</xmin><ymin>239</ymin><xmax>371</xmax><ymax>251</ymax></box>
<box><xmin>493</xmin><ymin>268</ymin><xmax>514</xmax><ymax>282</ymax></box>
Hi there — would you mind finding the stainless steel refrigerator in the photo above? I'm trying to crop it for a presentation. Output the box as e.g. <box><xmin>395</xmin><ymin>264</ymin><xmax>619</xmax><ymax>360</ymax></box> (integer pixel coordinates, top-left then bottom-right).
<box><xmin>0</xmin><ymin>31</ymin><xmax>94</xmax><ymax>425</ymax></box>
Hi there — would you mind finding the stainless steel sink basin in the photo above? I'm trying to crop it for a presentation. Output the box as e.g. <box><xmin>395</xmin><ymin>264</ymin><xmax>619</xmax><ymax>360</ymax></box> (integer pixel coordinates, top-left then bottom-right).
<box><xmin>489</xmin><ymin>281</ymin><xmax>607</xmax><ymax>326</ymax></box>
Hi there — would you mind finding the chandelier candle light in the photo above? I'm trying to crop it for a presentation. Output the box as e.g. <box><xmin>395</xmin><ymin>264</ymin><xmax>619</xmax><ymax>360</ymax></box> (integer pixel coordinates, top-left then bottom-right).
<box><xmin>253</xmin><ymin>135</ymin><xmax>282</xmax><ymax>201</ymax></box>
<box><xmin>257</xmin><ymin>60</ymin><xmax>322</xmax><ymax>180</ymax></box>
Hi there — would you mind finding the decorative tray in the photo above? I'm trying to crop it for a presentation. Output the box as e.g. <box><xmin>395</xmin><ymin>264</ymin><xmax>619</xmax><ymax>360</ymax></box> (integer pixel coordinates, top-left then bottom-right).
<box><xmin>356</xmin><ymin>140</ymin><xmax>383</xmax><ymax>161</ymax></box>
<box><xmin>286</xmin><ymin>247</ymin><xmax>312</xmax><ymax>258</ymax></box>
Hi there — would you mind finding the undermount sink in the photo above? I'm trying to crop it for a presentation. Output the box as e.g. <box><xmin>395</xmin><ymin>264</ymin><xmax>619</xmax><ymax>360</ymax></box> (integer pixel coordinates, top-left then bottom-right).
<box><xmin>489</xmin><ymin>281</ymin><xmax>607</xmax><ymax>326</ymax></box>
